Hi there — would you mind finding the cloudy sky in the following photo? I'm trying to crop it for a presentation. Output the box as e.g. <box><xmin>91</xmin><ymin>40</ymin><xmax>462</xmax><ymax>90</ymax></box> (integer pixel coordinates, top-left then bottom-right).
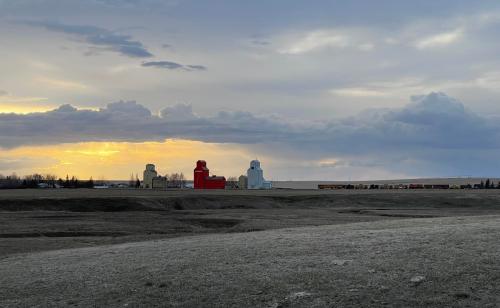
<box><xmin>1</xmin><ymin>0</ymin><xmax>500</xmax><ymax>180</ymax></box>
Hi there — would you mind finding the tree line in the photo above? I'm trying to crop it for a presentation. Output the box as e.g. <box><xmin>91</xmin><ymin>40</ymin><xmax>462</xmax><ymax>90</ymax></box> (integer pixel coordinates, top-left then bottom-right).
<box><xmin>479</xmin><ymin>179</ymin><xmax>499</xmax><ymax>189</ymax></box>
<box><xmin>0</xmin><ymin>173</ymin><xmax>99</xmax><ymax>189</ymax></box>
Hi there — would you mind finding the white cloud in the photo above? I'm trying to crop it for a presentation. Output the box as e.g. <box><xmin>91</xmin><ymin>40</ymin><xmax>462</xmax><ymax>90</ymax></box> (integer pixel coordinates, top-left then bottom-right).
<box><xmin>384</xmin><ymin>37</ymin><xmax>399</xmax><ymax>45</ymax></box>
<box><xmin>330</xmin><ymin>87</ymin><xmax>388</xmax><ymax>97</ymax></box>
<box><xmin>279</xmin><ymin>30</ymin><xmax>349</xmax><ymax>54</ymax></box>
<box><xmin>330</xmin><ymin>78</ymin><xmax>427</xmax><ymax>98</ymax></box>
<box><xmin>474</xmin><ymin>71</ymin><xmax>500</xmax><ymax>90</ymax></box>
<box><xmin>357</xmin><ymin>43</ymin><xmax>375</xmax><ymax>51</ymax></box>
<box><xmin>326</xmin><ymin>76</ymin><xmax>500</xmax><ymax>101</ymax></box>
<box><xmin>35</xmin><ymin>77</ymin><xmax>88</xmax><ymax>91</ymax></box>
<box><xmin>415</xmin><ymin>28</ymin><xmax>463</xmax><ymax>49</ymax></box>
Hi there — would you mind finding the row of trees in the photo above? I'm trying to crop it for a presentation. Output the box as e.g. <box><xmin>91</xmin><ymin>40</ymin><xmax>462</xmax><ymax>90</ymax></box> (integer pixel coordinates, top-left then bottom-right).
<box><xmin>0</xmin><ymin>173</ymin><xmax>101</xmax><ymax>189</ymax></box>
<box><xmin>164</xmin><ymin>173</ymin><xmax>187</xmax><ymax>188</ymax></box>
<box><xmin>479</xmin><ymin>179</ymin><xmax>500</xmax><ymax>189</ymax></box>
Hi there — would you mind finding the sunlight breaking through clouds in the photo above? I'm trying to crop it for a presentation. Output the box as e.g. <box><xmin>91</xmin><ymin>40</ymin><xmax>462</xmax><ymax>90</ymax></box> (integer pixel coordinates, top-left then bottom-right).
<box><xmin>415</xmin><ymin>28</ymin><xmax>464</xmax><ymax>49</ymax></box>
<box><xmin>279</xmin><ymin>30</ymin><xmax>349</xmax><ymax>54</ymax></box>
<box><xmin>3</xmin><ymin>0</ymin><xmax>500</xmax><ymax>179</ymax></box>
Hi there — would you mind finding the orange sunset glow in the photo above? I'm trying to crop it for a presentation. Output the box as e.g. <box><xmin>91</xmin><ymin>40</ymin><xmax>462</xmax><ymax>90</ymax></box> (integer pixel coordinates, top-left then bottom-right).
<box><xmin>0</xmin><ymin>140</ymin><xmax>254</xmax><ymax>180</ymax></box>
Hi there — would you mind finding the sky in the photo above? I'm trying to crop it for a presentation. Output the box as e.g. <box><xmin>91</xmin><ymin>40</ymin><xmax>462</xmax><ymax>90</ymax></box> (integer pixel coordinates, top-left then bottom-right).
<box><xmin>1</xmin><ymin>0</ymin><xmax>500</xmax><ymax>180</ymax></box>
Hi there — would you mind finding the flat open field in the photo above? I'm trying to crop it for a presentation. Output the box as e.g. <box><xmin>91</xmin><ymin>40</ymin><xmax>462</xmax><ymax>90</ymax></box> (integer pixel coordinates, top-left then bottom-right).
<box><xmin>1</xmin><ymin>189</ymin><xmax>500</xmax><ymax>307</ymax></box>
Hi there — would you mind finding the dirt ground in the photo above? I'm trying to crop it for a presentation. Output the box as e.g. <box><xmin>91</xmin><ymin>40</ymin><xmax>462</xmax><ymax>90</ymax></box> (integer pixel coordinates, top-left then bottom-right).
<box><xmin>1</xmin><ymin>189</ymin><xmax>500</xmax><ymax>307</ymax></box>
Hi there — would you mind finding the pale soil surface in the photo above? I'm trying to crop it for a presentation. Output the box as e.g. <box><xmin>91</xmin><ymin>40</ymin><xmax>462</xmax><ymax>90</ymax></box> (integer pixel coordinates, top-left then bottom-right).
<box><xmin>1</xmin><ymin>216</ymin><xmax>500</xmax><ymax>307</ymax></box>
<box><xmin>1</xmin><ymin>190</ymin><xmax>500</xmax><ymax>307</ymax></box>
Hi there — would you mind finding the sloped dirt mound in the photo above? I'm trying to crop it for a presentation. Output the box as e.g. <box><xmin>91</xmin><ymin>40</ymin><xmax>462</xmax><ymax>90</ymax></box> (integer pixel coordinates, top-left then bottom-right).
<box><xmin>0</xmin><ymin>198</ymin><xmax>162</xmax><ymax>212</ymax></box>
<box><xmin>176</xmin><ymin>217</ymin><xmax>242</xmax><ymax>228</ymax></box>
<box><xmin>0</xmin><ymin>231</ymin><xmax>131</xmax><ymax>238</ymax></box>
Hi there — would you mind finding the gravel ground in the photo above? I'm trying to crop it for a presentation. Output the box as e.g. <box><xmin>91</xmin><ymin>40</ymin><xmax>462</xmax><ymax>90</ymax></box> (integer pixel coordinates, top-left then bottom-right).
<box><xmin>1</xmin><ymin>215</ymin><xmax>500</xmax><ymax>307</ymax></box>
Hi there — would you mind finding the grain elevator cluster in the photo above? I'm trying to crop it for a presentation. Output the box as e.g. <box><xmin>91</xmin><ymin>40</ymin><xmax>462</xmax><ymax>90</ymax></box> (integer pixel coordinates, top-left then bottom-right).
<box><xmin>142</xmin><ymin>159</ymin><xmax>272</xmax><ymax>190</ymax></box>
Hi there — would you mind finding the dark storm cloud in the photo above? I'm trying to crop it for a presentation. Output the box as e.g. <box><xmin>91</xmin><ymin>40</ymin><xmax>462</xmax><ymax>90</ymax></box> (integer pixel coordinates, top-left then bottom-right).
<box><xmin>27</xmin><ymin>21</ymin><xmax>153</xmax><ymax>58</ymax></box>
<box><xmin>185</xmin><ymin>65</ymin><xmax>207</xmax><ymax>71</ymax></box>
<box><xmin>1</xmin><ymin>93</ymin><xmax>500</xmax><ymax>175</ymax></box>
<box><xmin>141</xmin><ymin>61</ymin><xmax>183</xmax><ymax>70</ymax></box>
<box><xmin>141</xmin><ymin>61</ymin><xmax>207</xmax><ymax>71</ymax></box>
<box><xmin>0</xmin><ymin>92</ymin><xmax>498</xmax><ymax>150</ymax></box>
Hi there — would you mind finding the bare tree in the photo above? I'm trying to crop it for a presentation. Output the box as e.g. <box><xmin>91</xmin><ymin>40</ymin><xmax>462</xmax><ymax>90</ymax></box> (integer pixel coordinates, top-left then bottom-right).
<box><xmin>168</xmin><ymin>173</ymin><xmax>180</xmax><ymax>188</ymax></box>
<box><xmin>45</xmin><ymin>174</ymin><xmax>57</xmax><ymax>187</ymax></box>
<box><xmin>179</xmin><ymin>173</ymin><xmax>186</xmax><ymax>188</ymax></box>
<box><xmin>129</xmin><ymin>173</ymin><xmax>135</xmax><ymax>188</ymax></box>
<box><xmin>135</xmin><ymin>173</ymin><xmax>141</xmax><ymax>188</ymax></box>
<box><xmin>226</xmin><ymin>176</ymin><xmax>238</xmax><ymax>189</ymax></box>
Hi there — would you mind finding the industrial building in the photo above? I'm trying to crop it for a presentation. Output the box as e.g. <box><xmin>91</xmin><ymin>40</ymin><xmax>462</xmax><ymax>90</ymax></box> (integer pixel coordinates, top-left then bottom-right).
<box><xmin>247</xmin><ymin>160</ymin><xmax>272</xmax><ymax>189</ymax></box>
<box><xmin>143</xmin><ymin>164</ymin><xmax>168</xmax><ymax>189</ymax></box>
<box><xmin>143</xmin><ymin>164</ymin><xmax>157</xmax><ymax>189</ymax></box>
<box><xmin>152</xmin><ymin>176</ymin><xmax>167</xmax><ymax>189</ymax></box>
<box><xmin>238</xmin><ymin>175</ymin><xmax>248</xmax><ymax>190</ymax></box>
<box><xmin>193</xmin><ymin>160</ymin><xmax>226</xmax><ymax>189</ymax></box>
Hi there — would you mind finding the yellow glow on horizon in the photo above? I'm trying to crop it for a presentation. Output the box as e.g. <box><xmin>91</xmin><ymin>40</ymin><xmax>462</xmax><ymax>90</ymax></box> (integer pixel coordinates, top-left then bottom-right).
<box><xmin>0</xmin><ymin>140</ymin><xmax>253</xmax><ymax>180</ymax></box>
<box><xmin>0</xmin><ymin>103</ymin><xmax>56</xmax><ymax>114</ymax></box>
<box><xmin>0</xmin><ymin>94</ymin><xmax>54</xmax><ymax>114</ymax></box>
<box><xmin>0</xmin><ymin>103</ymin><xmax>100</xmax><ymax>115</ymax></box>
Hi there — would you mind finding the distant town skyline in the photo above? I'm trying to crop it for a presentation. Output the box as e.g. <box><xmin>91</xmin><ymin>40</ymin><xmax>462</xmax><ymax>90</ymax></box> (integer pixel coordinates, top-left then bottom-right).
<box><xmin>2</xmin><ymin>0</ymin><xmax>500</xmax><ymax>180</ymax></box>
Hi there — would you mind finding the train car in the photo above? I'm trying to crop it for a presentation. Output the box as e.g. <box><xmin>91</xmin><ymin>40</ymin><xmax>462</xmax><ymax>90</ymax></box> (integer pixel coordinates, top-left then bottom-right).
<box><xmin>318</xmin><ymin>184</ymin><xmax>346</xmax><ymax>190</ymax></box>
<box><xmin>409</xmin><ymin>184</ymin><xmax>424</xmax><ymax>189</ymax></box>
<box><xmin>432</xmin><ymin>184</ymin><xmax>450</xmax><ymax>189</ymax></box>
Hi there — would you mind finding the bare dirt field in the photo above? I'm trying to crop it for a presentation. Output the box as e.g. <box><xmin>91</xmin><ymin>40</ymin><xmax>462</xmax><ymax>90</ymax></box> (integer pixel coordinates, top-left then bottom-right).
<box><xmin>1</xmin><ymin>189</ymin><xmax>500</xmax><ymax>307</ymax></box>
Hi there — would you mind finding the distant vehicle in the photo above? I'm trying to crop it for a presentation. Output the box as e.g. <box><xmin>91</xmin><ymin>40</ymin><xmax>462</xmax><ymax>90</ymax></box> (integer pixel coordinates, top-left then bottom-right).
<box><xmin>94</xmin><ymin>185</ymin><xmax>109</xmax><ymax>189</ymax></box>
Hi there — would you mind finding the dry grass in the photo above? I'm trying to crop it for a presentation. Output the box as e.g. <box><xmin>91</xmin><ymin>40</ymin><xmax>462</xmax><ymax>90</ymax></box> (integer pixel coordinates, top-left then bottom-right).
<box><xmin>1</xmin><ymin>215</ymin><xmax>500</xmax><ymax>307</ymax></box>
<box><xmin>1</xmin><ymin>190</ymin><xmax>500</xmax><ymax>307</ymax></box>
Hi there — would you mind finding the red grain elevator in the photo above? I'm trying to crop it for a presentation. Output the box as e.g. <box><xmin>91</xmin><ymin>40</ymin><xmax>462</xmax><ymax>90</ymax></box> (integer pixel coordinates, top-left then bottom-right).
<box><xmin>193</xmin><ymin>160</ymin><xmax>226</xmax><ymax>189</ymax></box>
